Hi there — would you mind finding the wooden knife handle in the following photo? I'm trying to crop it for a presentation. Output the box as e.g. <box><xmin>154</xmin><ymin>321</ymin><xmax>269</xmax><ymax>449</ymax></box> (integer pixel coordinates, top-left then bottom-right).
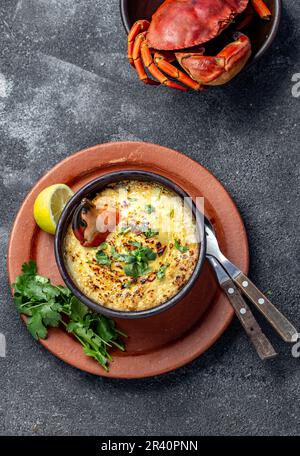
<box><xmin>221</xmin><ymin>279</ymin><xmax>278</xmax><ymax>360</ymax></box>
<box><xmin>234</xmin><ymin>272</ymin><xmax>298</xmax><ymax>343</ymax></box>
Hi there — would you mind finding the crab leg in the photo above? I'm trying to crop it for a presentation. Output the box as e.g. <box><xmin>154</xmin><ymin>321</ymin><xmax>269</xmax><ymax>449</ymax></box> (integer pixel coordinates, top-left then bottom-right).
<box><xmin>132</xmin><ymin>32</ymin><xmax>159</xmax><ymax>86</ymax></box>
<box><xmin>139</xmin><ymin>34</ymin><xmax>187</xmax><ymax>91</ymax></box>
<box><xmin>176</xmin><ymin>33</ymin><xmax>251</xmax><ymax>86</ymax></box>
<box><xmin>218</xmin><ymin>33</ymin><xmax>251</xmax><ymax>71</ymax></box>
<box><xmin>154</xmin><ymin>52</ymin><xmax>201</xmax><ymax>91</ymax></box>
<box><xmin>128</xmin><ymin>20</ymin><xmax>150</xmax><ymax>66</ymax></box>
<box><xmin>251</xmin><ymin>0</ymin><xmax>271</xmax><ymax>20</ymax></box>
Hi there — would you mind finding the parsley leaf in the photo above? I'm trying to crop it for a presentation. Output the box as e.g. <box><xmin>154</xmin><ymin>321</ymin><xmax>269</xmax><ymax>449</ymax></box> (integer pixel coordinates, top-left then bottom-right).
<box><xmin>122</xmin><ymin>245</ymin><xmax>157</xmax><ymax>278</ymax></box>
<box><xmin>40</xmin><ymin>300</ymin><xmax>62</xmax><ymax>327</ymax></box>
<box><xmin>96</xmin><ymin>250</ymin><xmax>112</xmax><ymax>267</ymax></box>
<box><xmin>98</xmin><ymin>242</ymin><xmax>108</xmax><ymax>251</ymax></box>
<box><xmin>157</xmin><ymin>264</ymin><xmax>169</xmax><ymax>280</ymax></box>
<box><xmin>174</xmin><ymin>239</ymin><xmax>189</xmax><ymax>253</ymax></box>
<box><xmin>143</xmin><ymin>228</ymin><xmax>159</xmax><ymax>238</ymax></box>
<box><xmin>22</xmin><ymin>260</ymin><xmax>37</xmax><ymax>275</ymax></box>
<box><xmin>119</xmin><ymin>254</ymin><xmax>136</xmax><ymax>263</ymax></box>
<box><xmin>69</xmin><ymin>296</ymin><xmax>89</xmax><ymax>321</ymax></box>
<box><xmin>145</xmin><ymin>204</ymin><xmax>155</xmax><ymax>214</ymax></box>
<box><xmin>96</xmin><ymin>317</ymin><xmax>119</xmax><ymax>343</ymax></box>
<box><xmin>27</xmin><ymin>312</ymin><xmax>48</xmax><ymax>340</ymax></box>
<box><xmin>124</xmin><ymin>263</ymin><xmax>140</xmax><ymax>278</ymax></box>
<box><xmin>128</xmin><ymin>240</ymin><xmax>142</xmax><ymax>248</ymax></box>
<box><xmin>111</xmin><ymin>247</ymin><xmax>120</xmax><ymax>259</ymax></box>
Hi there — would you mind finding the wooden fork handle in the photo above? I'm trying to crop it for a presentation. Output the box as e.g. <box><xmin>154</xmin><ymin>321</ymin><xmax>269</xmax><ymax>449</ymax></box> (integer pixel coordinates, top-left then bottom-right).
<box><xmin>234</xmin><ymin>272</ymin><xmax>298</xmax><ymax>343</ymax></box>
<box><xmin>221</xmin><ymin>279</ymin><xmax>278</xmax><ymax>360</ymax></box>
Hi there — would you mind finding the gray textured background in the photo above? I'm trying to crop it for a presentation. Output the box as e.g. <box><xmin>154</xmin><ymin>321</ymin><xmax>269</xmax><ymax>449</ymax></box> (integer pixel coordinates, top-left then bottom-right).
<box><xmin>1</xmin><ymin>0</ymin><xmax>299</xmax><ymax>436</ymax></box>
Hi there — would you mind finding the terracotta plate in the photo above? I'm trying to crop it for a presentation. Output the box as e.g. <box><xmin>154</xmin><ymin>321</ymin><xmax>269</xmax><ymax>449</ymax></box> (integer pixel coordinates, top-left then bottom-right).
<box><xmin>7</xmin><ymin>142</ymin><xmax>249</xmax><ymax>378</ymax></box>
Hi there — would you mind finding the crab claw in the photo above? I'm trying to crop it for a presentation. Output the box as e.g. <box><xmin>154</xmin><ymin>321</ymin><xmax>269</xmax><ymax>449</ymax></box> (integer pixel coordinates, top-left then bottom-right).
<box><xmin>72</xmin><ymin>198</ymin><xmax>120</xmax><ymax>247</ymax></box>
<box><xmin>176</xmin><ymin>33</ymin><xmax>251</xmax><ymax>86</ymax></box>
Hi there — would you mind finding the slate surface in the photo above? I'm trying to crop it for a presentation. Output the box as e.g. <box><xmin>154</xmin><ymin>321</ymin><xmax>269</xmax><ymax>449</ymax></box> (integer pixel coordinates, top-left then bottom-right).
<box><xmin>0</xmin><ymin>0</ymin><xmax>299</xmax><ymax>436</ymax></box>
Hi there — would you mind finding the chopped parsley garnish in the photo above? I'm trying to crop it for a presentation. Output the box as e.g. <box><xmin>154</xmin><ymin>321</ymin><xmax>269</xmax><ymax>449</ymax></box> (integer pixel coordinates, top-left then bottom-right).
<box><xmin>96</xmin><ymin>250</ymin><xmax>112</xmax><ymax>267</ymax></box>
<box><xmin>120</xmin><ymin>226</ymin><xmax>131</xmax><ymax>234</ymax></box>
<box><xmin>174</xmin><ymin>239</ymin><xmax>189</xmax><ymax>253</ymax></box>
<box><xmin>111</xmin><ymin>247</ymin><xmax>120</xmax><ymax>259</ymax></box>
<box><xmin>128</xmin><ymin>197</ymin><xmax>138</xmax><ymax>202</ymax></box>
<box><xmin>145</xmin><ymin>204</ymin><xmax>155</xmax><ymax>214</ymax></box>
<box><xmin>143</xmin><ymin>228</ymin><xmax>159</xmax><ymax>238</ymax></box>
<box><xmin>122</xmin><ymin>245</ymin><xmax>157</xmax><ymax>278</ymax></box>
<box><xmin>128</xmin><ymin>240</ymin><xmax>142</xmax><ymax>248</ymax></box>
<box><xmin>120</xmin><ymin>224</ymin><xmax>158</xmax><ymax>239</ymax></box>
<box><xmin>124</xmin><ymin>263</ymin><xmax>146</xmax><ymax>278</ymax></box>
<box><xmin>12</xmin><ymin>261</ymin><xmax>126</xmax><ymax>371</ymax></box>
<box><xmin>170</xmin><ymin>208</ymin><xmax>175</xmax><ymax>218</ymax></box>
<box><xmin>98</xmin><ymin>242</ymin><xmax>108</xmax><ymax>251</ymax></box>
<box><xmin>157</xmin><ymin>264</ymin><xmax>169</xmax><ymax>280</ymax></box>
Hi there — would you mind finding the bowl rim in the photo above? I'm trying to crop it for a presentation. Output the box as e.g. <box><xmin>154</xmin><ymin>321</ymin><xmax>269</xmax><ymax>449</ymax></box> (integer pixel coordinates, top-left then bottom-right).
<box><xmin>119</xmin><ymin>0</ymin><xmax>282</xmax><ymax>63</ymax></box>
<box><xmin>54</xmin><ymin>169</ymin><xmax>207</xmax><ymax>319</ymax></box>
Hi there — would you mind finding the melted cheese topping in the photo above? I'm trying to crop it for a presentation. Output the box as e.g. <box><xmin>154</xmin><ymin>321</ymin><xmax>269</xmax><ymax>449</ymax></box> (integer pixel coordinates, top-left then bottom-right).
<box><xmin>63</xmin><ymin>180</ymin><xmax>200</xmax><ymax>312</ymax></box>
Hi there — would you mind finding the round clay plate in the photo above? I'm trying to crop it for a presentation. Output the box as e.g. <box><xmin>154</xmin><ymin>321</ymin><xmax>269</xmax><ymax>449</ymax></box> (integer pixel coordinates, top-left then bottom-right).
<box><xmin>7</xmin><ymin>142</ymin><xmax>249</xmax><ymax>378</ymax></box>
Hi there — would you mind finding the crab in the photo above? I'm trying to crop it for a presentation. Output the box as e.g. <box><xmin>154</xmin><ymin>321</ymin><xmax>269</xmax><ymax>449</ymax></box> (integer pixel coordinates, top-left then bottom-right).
<box><xmin>127</xmin><ymin>0</ymin><xmax>272</xmax><ymax>91</ymax></box>
<box><xmin>72</xmin><ymin>198</ymin><xmax>120</xmax><ymax>247</ymax></box>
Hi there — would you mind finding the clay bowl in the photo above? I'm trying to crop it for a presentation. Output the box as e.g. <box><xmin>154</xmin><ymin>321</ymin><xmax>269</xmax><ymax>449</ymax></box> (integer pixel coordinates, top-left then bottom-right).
<box><xmin>55</xmin><ymin>170</ymin><xmax>206</xmax><ymax>319</ymax></box>
<box><xmin>120</xmin><ymin>0</ymin><xmax>281</xmax><ymax>66</ymax></box>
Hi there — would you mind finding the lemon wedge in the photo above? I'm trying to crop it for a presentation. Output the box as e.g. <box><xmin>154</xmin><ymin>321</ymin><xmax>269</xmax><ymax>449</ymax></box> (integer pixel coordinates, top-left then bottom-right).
<box><xmin>33</xmin><ymin>184</ymin><xmax>74</xmax><ymax>234</ymax></box>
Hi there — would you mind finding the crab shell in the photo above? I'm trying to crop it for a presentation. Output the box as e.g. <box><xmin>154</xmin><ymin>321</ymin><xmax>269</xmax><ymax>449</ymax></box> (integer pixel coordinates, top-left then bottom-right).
<box><xmin>72</xmin><ymin>198</ymin><xmax>120</xmax><ymax>247</ymax></box>
<box><xmin>147</xmin><ymin>0</ymin><xmax>249</xmax><ymax>51</ymax></box>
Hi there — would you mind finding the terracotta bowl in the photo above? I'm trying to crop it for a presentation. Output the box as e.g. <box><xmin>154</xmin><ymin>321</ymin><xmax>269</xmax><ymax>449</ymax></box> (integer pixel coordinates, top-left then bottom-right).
<box><xmin>55</xmin><ymin>170</ymin><xmax>206</xmax><ymax>319</ymax></box>
<box><xmin>120</xmin><ymin>0</ymin><xmax>281</xmax><ymax>66</ymax></box>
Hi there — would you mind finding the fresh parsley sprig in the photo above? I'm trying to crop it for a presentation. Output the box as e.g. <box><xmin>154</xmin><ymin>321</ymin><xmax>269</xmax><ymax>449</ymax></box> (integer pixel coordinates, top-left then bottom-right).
<box><xmin>12</xmin><ymin>261</ymin><xmax>126</xmax><ymax>371</ymax></box>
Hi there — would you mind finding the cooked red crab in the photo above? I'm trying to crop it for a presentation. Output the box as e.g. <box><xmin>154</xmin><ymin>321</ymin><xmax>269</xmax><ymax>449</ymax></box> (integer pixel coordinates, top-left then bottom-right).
<box><xmin>127</xmin><ymin>0</ymin><xmax>272</xmax><ymax>91</ymax></box>
<box><xmin>72</xmin><ymin>198</ymin><xmax>120</xmax><ymax>247</ymax></box>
